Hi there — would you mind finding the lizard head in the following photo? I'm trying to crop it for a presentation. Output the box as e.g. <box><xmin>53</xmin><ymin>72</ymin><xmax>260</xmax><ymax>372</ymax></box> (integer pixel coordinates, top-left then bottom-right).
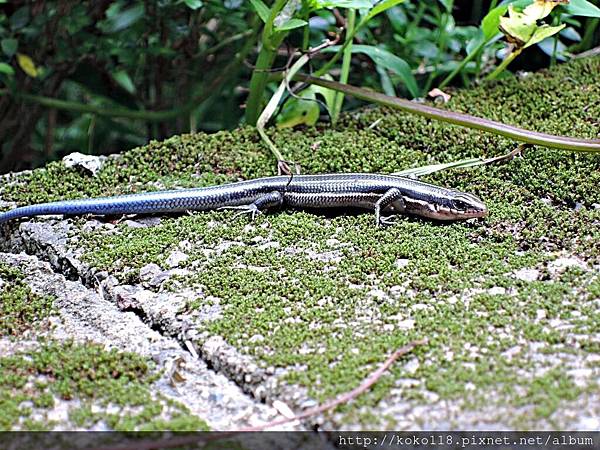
<box><xmin>400</xmin><ymin>190</ymin><xmax>488</xmax><ymax>221</ymax></box>
<box><xmin>447</xmin><ymin>191</ymin><xmax>488</xmax><ymax>219</ymax></box>
<box><xmin>430</xmin><ymin>191</ymin><xmax>488</xmax><ymax>220</ymax></box>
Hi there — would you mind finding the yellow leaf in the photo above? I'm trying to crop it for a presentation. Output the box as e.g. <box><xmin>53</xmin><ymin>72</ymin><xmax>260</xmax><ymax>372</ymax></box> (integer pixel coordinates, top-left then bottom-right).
<box><xmin>16</xmin><ymin>53</ymin><xmax>38</xmax><ymax>78</ymax></box>
<box><xmin>499</xmin><ymin>5</ymin><xmax>537</xmax><ymax>45</ymax></box>
<box><xmin>523</xmin><ymin>0</ymin><xmax>564</xmax><ymax>21</ymax></box>
<box><xmin>524</xmin><ymin>23</ymin><xmax>566</xmax><ymax>48</ymax></box>
<box><xmin>499</xmin><ymin>1</ymin><xmax>565</xmax><ymax>47</ymax></box>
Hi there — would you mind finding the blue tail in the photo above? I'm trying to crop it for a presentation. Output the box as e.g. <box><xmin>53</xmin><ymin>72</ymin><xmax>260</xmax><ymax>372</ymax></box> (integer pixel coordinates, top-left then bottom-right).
<box><xmin>0</xmin><ymin>203</ymin><xmax>67</xmax><ymax>224</ymax></box>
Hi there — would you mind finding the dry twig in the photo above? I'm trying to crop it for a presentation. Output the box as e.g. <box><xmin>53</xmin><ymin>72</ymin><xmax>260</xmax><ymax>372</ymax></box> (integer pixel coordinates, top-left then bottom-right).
<box><xmin>90</xmin><ymin>339</ymin><xmax>428</xmax><ymax>450</ymax></box>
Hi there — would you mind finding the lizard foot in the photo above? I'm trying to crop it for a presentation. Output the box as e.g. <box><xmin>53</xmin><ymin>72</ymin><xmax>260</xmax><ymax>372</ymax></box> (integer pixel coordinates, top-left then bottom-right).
<box><xmin>378</xmin><ymin>214</ymin><xmax>398</xmax><ymax>227</ymax></box>
<box><xmin>218</xmin><ymin>204</ymin><xmax>262</xmax><ymax>221</ymax></box>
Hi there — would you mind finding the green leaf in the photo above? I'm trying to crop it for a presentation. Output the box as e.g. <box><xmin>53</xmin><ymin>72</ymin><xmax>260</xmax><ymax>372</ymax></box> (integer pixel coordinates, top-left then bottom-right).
<box><xmin>466</xmin><ymin>29</ymin><xmax>485</xmax><ymax>54</ymax></box>
<box><xmin>563</xmin><ymin>0</ymin><xmax>600</xmax><ymax>18</ymax></box>
<box><xmin>10</xmin><ymin>6</ymin><xmax>30</xmax><ymax>30</ymax></box>
<box><xmin>104</xmin><ymin>4</ymin><xmax>145</xmax><ymax>33</ymax></box>
<box><xmin>249</xmin><ymin>0</ymin><xmax>271</xmax><ymax>23</ymax></box>
<box><xmin>1</xmin><ymin>38</ymin><xmax>18</xmax><ymax>57</ymax></box>
<box><xmin>276</xmin><ymin>74</ymin><xmax>337</xmax><ymax>128</ymax></box>
<box><xmin>329</xmin><ymin>44</ymin><xmax>419</xmax><ymax>98</ymax></box>
<box><xmin>311</xmin><ymin>74</ymin><xmax>336</xmax><ymax>116</ymax></box>
<box><xmin>366</xmin><ymin>0</ymin><xmax>406</xmax><ymax>21</ymax></box>
<box><xmin>499</xmin><ymin>5</ymin><xmax>537</xmax><ymax>44</ymax></box>
<box><xmin>0</xmin><ymin>62</ymin><xmax>15</xmax><ymax>76</ymax></box>
<box><xmin>482</xmin><ymin>5</ymin><xmax>509</xmax><ymax>39</ymax></box>
<box><xmin>496</xmin><ymin>1</ymin><xmax>565</xmax><ymax>47</ymax></box>
<box><xmin>310</xmin><ymin>0</ymin><xmax>373</xmax><ymax>10</ymax></box>
<box><xmin>392</xmin><ymin>144</ymin><xmax>526</xmax><ymax>177</ymax></box>
<box><xmin>376</xmin><ymin>64</ymin><xmax>395</xmax><ymax>96</ymax></box>
<box><xmin>183</xmin><ymin>0</ymin><xmax>203</xmax><ymax>10</ymax></box>
<box><xmin>523</xmin><ymin>23</ymin><xmax>565</xmax><ymax>48</ymax></box>
<box><xmin>521</xmin><ymin>0</ymin><xmax>561</xmax><ymax>21</ymax></box>
<box><xmin>438</xmin><ymin>0</ymin><xmax>453</xmax><ymax>13</ymax></box>
<box><xmin>274</xmin><ymin>0</ymin><xmax>301</xmax><ymax>28</ymax></box>
<box><xmin>480</xmin><ymin>0</ymin><xmax>532</xmax><ymax>39</ymax></box>
<box><xmin>275</xmin><ymin>18</ymin><xmax>308</xmax><ymax>31</ymax></box>
<box><xmin>112</xmin><ymin>70</ymin><xmax>136</xmax><ymax>94</ymax></box>
<box><xmin>276</xmin><ymin>89</ymin><xmax>320</xmax><ymax>129</ymax></box>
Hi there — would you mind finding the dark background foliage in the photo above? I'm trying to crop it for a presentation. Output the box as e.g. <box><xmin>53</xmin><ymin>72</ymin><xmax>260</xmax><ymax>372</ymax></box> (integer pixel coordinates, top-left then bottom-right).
<box><xmin>0</xmin><ymin>0</ymin><xmax>597</xmax><ymax>173</ymax></box>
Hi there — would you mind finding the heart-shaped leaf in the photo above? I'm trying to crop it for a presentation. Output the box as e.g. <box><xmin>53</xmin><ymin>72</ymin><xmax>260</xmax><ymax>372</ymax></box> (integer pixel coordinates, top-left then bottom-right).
<box><xmin>499</xmin><ymin>5</ymin><xmax>536</xmax><ymax>45</ymax></box>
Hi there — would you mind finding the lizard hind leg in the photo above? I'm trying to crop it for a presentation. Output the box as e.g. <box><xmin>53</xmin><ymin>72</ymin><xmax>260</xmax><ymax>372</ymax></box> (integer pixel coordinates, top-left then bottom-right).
<box><xmin>218</xmin><ymin>191</ymin><xmax>284</xmax><ymax>221</ymax></box>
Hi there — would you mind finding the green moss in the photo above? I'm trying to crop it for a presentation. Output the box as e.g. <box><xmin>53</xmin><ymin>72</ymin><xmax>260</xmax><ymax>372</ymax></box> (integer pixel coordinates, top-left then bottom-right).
<box><xmin>0</xmin><ymin>264</ymin><xmax>208</xmax><ymax>431</ymax></box>
<box><xmin>3</xmin><ymin>57</ymin><xmax>599</xmax><ymax>426</ymax></box>
<box><xmin>0</xmin><ymin>262</ymin><xmax>55</xmax><ymax>336</ymax></box>
<box><xmin>30</xmin><ymin>341</ymin><xmax>153</xmax><ymax>402</ymax></box>
<box><xmin>0</xmin><ymin>341</ymin><xmax>209</xmax><ymax>431</ymax></box>
<box><xmin>69</xmin><ymin>404</ymin><xmax>96</xmax><ymax>427</ymax></box>
<box><xmin>138</xmin><ymin>412</ymin><xmax>210</xmax><ymax>432</ymax></box>
<box><xmin>515</xmin><ymin>369</ymin><xmax>581</xmax><ymax>419</ymax></box>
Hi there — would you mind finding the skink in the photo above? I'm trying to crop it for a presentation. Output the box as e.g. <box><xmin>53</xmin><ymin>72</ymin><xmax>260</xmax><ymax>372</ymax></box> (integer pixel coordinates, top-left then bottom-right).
<box><xmin>0</xmin><ymin>173</ymin><xmax>487</xmax><ymax>225</ymax></box>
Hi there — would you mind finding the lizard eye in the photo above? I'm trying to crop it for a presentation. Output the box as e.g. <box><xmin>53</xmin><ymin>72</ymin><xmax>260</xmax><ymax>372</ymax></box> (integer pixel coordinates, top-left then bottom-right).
<box><xmin>451</xmin><ymin>199</ymin><xmax>470</xmax><ymax>211</ymax></box>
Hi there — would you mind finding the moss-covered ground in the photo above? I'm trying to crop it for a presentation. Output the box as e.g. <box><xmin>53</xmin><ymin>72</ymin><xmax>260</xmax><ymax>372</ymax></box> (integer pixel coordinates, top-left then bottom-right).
<box><xmin>0</xmin><ymin>261</ymin><xmax>55</xmax><ymax>336</ymax></box>
<box><xmin>1</xmin><ymin>57</ymin><xmax>599</xmax><ymax>428</ymax></box>
<box><xmin>0</xmin><ymin>262</ymin><xmax>209</xmax><ymax>431</ymax></box>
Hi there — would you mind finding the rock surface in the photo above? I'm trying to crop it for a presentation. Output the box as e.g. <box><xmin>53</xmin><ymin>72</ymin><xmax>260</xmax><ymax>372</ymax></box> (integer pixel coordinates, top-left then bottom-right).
<box><xmin>0</xmin><ymin>57</ymin><xmax>599</xmax><ymax>431</ymax></box>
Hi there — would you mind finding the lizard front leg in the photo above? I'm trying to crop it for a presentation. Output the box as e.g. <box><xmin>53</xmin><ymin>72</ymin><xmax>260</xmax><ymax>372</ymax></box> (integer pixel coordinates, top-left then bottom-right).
<box><xmin>374</xmin><ymin>188</ymin><xmax>405</xmax><ymax>227</ymax></box>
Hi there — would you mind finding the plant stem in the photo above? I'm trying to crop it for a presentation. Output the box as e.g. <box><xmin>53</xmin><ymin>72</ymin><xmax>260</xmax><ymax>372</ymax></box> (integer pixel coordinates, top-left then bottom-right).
<box><xmin>262</xmin><ymin>0</ymin><xmax>288</xmax><ymax>50</ymax></box>
<box><xmin>423</xmin><ymin>6</ymin><xmax>450</xmax><ymax>94</ymax></box>
<box><xmin>550</xmin><ymin>13</ymin><xmax>560</xmax><ymax>67</ymax></box>
<box><xmin>312</xmin><ymin>0</ymin><xmax>399</xmax><ymax>80</ymax></box>
<box><xmin>301</xmin><ymin>5</ymin><xmax>310</xmax><ymax>51</ymax></box>
<box><xmin>439</xmin><ymin>39</ymin><xmax>487</xmax><ymax>89</ymax></box>
<box><xmin>200</xmin><ymin>29</ymin><xmax>255</xmax><ymax>57</ymax></box>
<box><xmin>331</xmin><ymin>9</ymin><xmax>355</xmax><ymax>125</ymax></box>
<box><xmin>574</xmin><ymin>18</ymin><xmax>599</xmax><ymax>52</ymax></box>
<box><xmin>244</xmin><ymin>44</ymin><xmax>281</xmax><ymax>126</ymax></box>
<box><xmin>293</xmin><ymin>74</ymin><xmax>600</xmax><ymax>152</ymax></box>
<box><xmin>244</xmin><ymin>0</ymin><xmax>288</xmax><ymax>126</ymax></box>
<box><xmin>406</xmin><ymin>2</ymin><xmax>427</xmax><ymax>39</ymax></box>
<box><xmin>568</xmin><ymin>18</ymin><xmax>599</xmax><ymax>54</ymax></box>
<box><xmin>256</xmin><ymin>53</ymin><xmax>312</xmax><ymax>165</ymax></box>
<box><xmin>486</xmin><ymin>47</ymin><xmax>521</xmax><ymax>80</ymax></box>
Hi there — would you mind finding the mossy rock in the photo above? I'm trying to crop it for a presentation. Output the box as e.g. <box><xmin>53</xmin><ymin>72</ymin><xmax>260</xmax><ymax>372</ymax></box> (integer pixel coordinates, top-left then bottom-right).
<box><xmin>1</xmin><ymin>57</ymin><xmax>598</xmax><ymax>429</ymax></box>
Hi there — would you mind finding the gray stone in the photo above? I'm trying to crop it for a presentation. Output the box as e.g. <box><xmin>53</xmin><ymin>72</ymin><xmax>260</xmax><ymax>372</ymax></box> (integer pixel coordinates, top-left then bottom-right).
<box><xmin>62</xmin><ymin>152</ymin><xmax>105</xmax><ymax>176</ymax></box>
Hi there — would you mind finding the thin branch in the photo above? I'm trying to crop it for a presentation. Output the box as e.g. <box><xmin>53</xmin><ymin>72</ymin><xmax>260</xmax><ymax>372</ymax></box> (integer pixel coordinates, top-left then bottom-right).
<box><xmin>89</xmin><ymin>339</ymin><xmax>427</xmax><ymax>450</ymax></box>
<box><xmin>573</xmin><ymin>45</ymin><xmax>600</xmax><ymax>59</ymax></box>
<box><xmin>241</xmin><ymin>338</ymin><xmax>428</xmax><ymax>431</ymax></box>
<box><xmin>257</xmin><ymin>38</ymin><xmax>341</xmax><ymax>174</ymax></box>
<box><xmin>200</xmin><ymin>29</ymin><xmax>255</xmax><ymax>57</ymax></box>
